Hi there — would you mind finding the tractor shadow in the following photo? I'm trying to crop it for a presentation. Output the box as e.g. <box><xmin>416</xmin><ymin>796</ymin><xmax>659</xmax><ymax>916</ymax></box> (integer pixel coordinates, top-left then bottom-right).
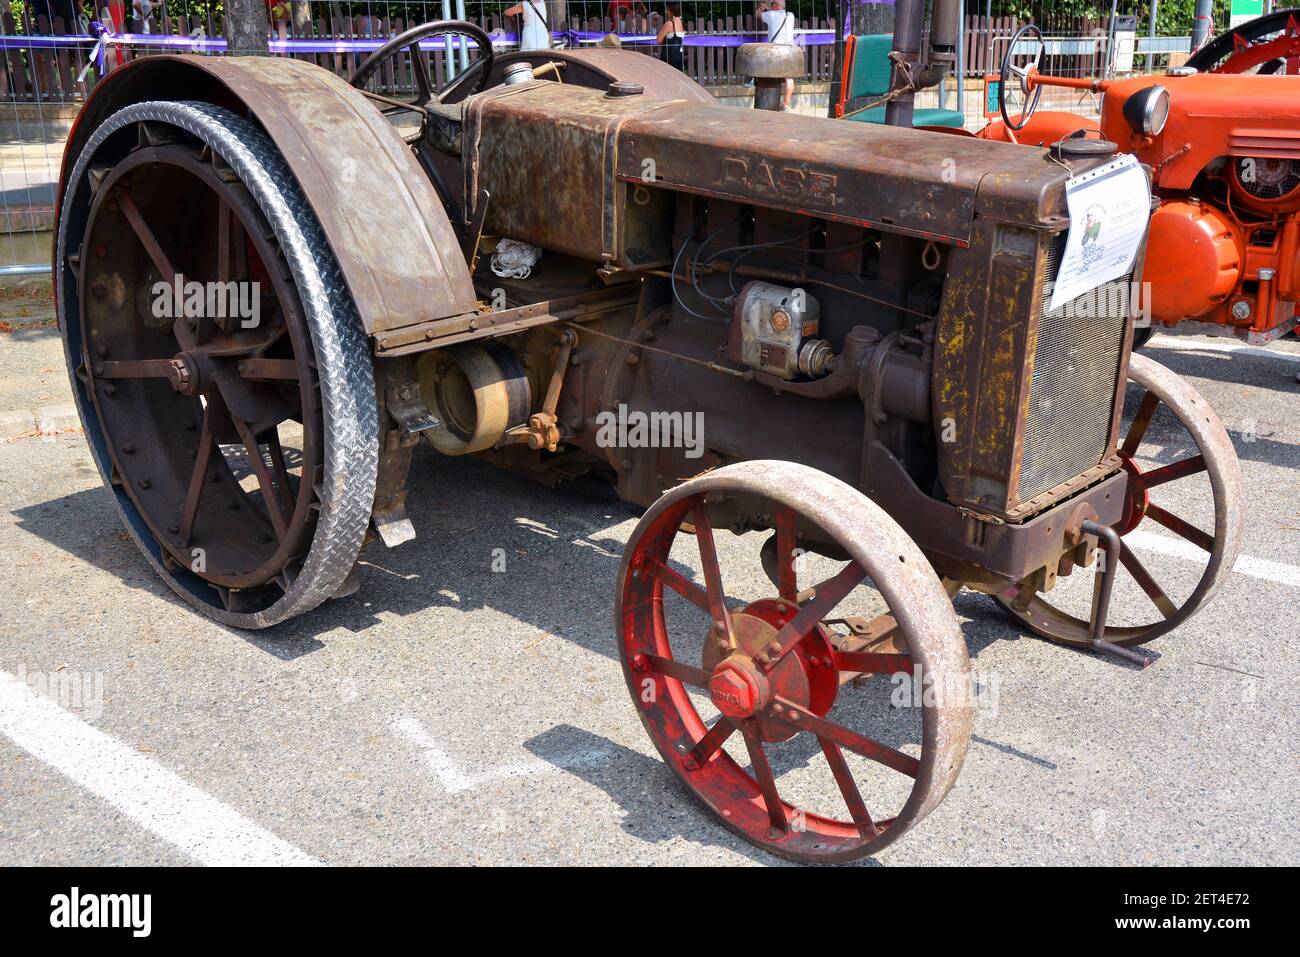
<box><xmin>523</xmin><ymin>723</ymin><xmax>883</xmax><ymax>867</ymax></box>
<box><xmin>14</xmin><ymin>444</ymin><xmax>1061</xmax><ymax>862</ymax></box>
<box><xmin>11</xmin><ymin>443</ymin><xmax>1056</xmax><ymax>672</ymax></box>
<box><xmin>1145</xmin><ymin>340</ymin><xmax>1300</xmax><ymax>398</ymax></box>
<box><xmin>1126</xmin><ymin>349</ymin><xmax>1299</xmax><ymax>469</ymax></box>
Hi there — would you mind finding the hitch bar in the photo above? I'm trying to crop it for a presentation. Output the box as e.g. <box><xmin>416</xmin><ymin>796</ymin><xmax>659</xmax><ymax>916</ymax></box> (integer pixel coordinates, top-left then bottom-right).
<box><xmin>1081</xmin><ymin>520</ymin><xmax>1153</xmax><ymax>669</ymax></box>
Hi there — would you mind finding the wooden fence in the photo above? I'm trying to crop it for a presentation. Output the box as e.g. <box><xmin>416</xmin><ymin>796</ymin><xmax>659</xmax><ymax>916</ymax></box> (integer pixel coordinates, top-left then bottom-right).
<box><xmin>2</xmin><ymin>11</ymin><xmax>1116</xmax><ymax>103</ymax></box>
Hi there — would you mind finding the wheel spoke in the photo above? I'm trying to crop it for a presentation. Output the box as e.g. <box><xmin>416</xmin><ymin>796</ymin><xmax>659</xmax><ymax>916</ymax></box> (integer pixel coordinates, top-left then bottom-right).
<box><xmin>178</xmin><ymin>406</ymin><xmax>216</xmax><ymax>546</ymax></box>
<box><xmin>237</xmin><ymin>357</ymin><xmax>300</xmax><ymax>381</ymax></box>
<box><xmin>116</xmin><ymin>189</ymin><xmax>177</xmax><ymax>284</ymax></box>
<box><xmin>646</xmin><ymin>557</ymin><xmax>710</xmax><ymax>612</ymax></box>
<box><xmin>1145</xmin><ymin>503</ymin><xmax>1214</xmax><ymax>552</ymax></box>
<box><xmin>1121</xmin><ymin>389</ymin><xmax>1160</xmax><ymax>456</ymax></box>
<box><xmin>740</xmin><ymin>719</ymin><xmax>787</xmax><ymax>835</ymax></box>
<box><xmin>767</xmin><ymin>562</ymin><xmax>865</xmax><ymax>665</ymax></box>
<box><xmin>688</xmin><ymin>716</ymin><xmax>736</xmax><ymax>767</ymax></box>
<box><xmin>264</xmin><ymin>426</ymin><xmax>297</xmax><ymax>521</ymax></box>
<box><xmin>773</xmin><ymin>506</ymin><xmax>799</xmax><ymax>601</ymax></box>
<box><xmin>819</xmin><ymin>738</ymin><xmax>877</xmax><ymax>839</ymax></box>
<box><xmin>411</xmin><ymin>47</ymin><xmax>434</xmax><ymax>104</ymax></box>
<box><xmin>1140</xmin><ymin>454</ymin><xmax>1206</xmax><ymax>489</ymax></box>
<box><xmin>640</xmin><ymin>652</ymin><xmax>711</xmax><ymax>689</ymax></box>
<box><xmin>1119</xmin><ymin>541</ymin><xmax>1178</xmax><ymax>619</ymax></box>
<box><xmin>95</xmin><ymin>359</ymin><xmax>173</xmax><ymax>379</ymax></box>
<box><xmin>690</xmin><ymin>499</ymin><xmax>735</xmax><ymax>647</ymax></box>
<box><xmin>230</xmin><ymin>415</ymin><xmax>290</xmax><ymax>540</ymax></box>
<box><xmin>769</xmin><ymin>696</ymin><xmax>919</xmax><ymax>778</ymax></box>
<box><xmin>831</xmin><ymin>650</ymin><xmax>913</xmax><ymax>675</ymax></box>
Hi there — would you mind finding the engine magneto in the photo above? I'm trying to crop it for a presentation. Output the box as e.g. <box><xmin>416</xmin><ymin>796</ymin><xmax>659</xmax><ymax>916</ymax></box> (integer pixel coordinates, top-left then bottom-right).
<box><xmin>730</xmin><ymin>282</ymin><xmax>835</xmax><ymax>381</ymax></box>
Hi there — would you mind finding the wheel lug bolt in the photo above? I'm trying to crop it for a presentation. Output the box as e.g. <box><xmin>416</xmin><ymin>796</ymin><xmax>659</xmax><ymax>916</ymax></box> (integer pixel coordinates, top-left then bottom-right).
<box><xmin>103</xmin><ymin>384</ymin><xmax>117</xmax><ymax>396</ymax></box>
<box><xmin>138</xmin><ymin>478</ymin><xmax>151</xmax><ymax>489</ymax></box>
<box><xmin>167</xmin><ymin>525</ymin><xmax>179</xmax><ymax>534</ymax></box>
<box><xmin>96</xmin><ymin>344</ymin><xmax>108</xmax><ymax>357</ymax></box>
<box><xmin>123</xmin><ymin>443</ymin><xmax>135</xmax><ymax>454</ymax></box>
<box><xmin>630</xmin><ymin>654</ymin><xmax>646</xmax><ymax>672</ymax></box>
<box><xmin>682</xmin><ymin>755</ymin><xmax>699</xmax><ymax>771</ymax></box>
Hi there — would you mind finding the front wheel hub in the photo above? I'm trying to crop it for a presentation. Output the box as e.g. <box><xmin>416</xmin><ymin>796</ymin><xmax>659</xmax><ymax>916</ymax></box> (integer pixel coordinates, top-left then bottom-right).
<box><xmin>709</xmin><ymin>655</ymin><xmax>770</xmax><ymax>719</ymax></box>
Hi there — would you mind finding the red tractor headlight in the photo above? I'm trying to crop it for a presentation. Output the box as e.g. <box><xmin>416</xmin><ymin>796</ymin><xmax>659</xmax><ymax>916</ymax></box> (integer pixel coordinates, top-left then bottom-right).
<box><xmin>1123</xmin><ymin>85</ymin><xmax>1171</xmax><ymax>137</ymax></box>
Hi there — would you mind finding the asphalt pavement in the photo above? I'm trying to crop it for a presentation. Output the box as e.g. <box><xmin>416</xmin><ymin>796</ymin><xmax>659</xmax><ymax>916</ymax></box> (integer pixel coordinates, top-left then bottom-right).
<box><xmin>0</xmin><ymin>313</ymin><xmax>1296</xmax><ymax>866</ymax></box>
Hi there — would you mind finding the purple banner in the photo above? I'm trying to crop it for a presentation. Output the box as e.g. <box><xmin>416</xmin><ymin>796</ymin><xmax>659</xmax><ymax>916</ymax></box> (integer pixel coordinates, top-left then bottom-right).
<box><xmin>0</xmin><ymin>28</ymin><xmax>837</xmax><ymax>55</ymax></box>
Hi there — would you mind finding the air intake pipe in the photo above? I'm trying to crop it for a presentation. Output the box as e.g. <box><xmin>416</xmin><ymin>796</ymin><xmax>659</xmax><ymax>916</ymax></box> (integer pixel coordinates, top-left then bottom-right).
<box><xmin>885</xmin><ymin>0</ymin><xmax>960</xmax><ymax>128</ymax></box>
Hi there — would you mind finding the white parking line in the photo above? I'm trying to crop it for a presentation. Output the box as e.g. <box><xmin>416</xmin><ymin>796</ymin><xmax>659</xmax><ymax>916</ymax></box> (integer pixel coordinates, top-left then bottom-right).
<box><xmin>392</xmin><ymin>714</ymin><xmax>611</xmax><ymax>794</ymax></box>
<box><xmin>1127</xmin><ymin>529</ymin><xmax>1297</xmax><ymax>587</ymax></box>
<box><xmin>0</xmin><ymin>671</ymin><xmax>322</xmax><ymax>867</ymax></box>
<box><xmin>1150</xmin><ymin>338</ymin><xmax>1300</xmax><ymax>364</ymax></box>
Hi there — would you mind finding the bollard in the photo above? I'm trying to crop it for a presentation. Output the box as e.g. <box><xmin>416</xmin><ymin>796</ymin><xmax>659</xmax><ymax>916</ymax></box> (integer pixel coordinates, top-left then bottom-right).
<box><xmin>736</xmin><ymin>42</ymin><xmax>806</xmax><ymax>112</ymax></box>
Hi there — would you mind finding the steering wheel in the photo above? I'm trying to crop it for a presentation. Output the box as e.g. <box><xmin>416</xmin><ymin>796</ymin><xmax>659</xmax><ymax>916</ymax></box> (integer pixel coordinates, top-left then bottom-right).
<box><xmin>351</xmin><ymin>20</ymin><xmax>494</xmax><ymax>108</ymax></box>
<box><xmin>1000</xmin><ymin>23</ymin><xmax>1045</xmax><ymax>131</ymax></box>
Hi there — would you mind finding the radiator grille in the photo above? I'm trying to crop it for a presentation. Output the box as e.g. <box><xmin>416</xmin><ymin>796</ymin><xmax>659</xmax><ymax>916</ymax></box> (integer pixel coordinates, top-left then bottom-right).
<box><xmin>1018</xmin><ymin>240</ymin><xmax>1128</xmax><ymax>504</ymax></box>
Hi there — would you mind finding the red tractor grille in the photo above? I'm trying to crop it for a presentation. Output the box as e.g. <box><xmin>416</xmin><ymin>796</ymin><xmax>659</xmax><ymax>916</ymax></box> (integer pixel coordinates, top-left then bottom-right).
<box><xmin>1234</xmin><ymin>156</ymin><xmax>1300</xmax><ymax>201</ymax></box>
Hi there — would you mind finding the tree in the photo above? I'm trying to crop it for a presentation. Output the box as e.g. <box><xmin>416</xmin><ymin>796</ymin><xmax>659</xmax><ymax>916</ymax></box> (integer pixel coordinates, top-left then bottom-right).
<box><xmin>224</xmin><ymin>0</ymin><xmax>271</xmax><ymax>56</ymax></box>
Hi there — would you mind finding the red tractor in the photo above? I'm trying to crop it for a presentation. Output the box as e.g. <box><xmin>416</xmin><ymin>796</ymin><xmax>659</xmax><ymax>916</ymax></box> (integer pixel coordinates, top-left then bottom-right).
<box><xmin>980</xmin><ymin>18</ymin><xmax>1300</xmax><ymax>352</ymax></box>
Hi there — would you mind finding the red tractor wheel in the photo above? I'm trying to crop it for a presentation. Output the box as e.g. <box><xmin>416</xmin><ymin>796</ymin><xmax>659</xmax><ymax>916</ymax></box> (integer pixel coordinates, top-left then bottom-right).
<box><xmin>1186</xmin><ymin>10</ymin><xmax>1300</xmax><ymax>74</ymax></box>
<box><xmin>616</xmin><ymin>460</ymin><xmax>972</xmax><ymax>863</ymax></box>
<box><xmin>998</xmin><ymin>354</ymin><xmax>1244</xmax><ymax>648</ymax></box>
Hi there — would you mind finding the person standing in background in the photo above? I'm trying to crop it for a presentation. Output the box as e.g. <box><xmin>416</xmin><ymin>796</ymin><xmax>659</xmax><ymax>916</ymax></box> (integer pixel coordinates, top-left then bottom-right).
<box><xmin>268</xmin><ymin>0</ymin><xmax>290</xmax><ymax>41</ymax></box>
<box><xmin>504</xmin><ymin>0</ymin><xmax>552</xmax><ymax>52</ymax></box>
<box><xmin>132</xmin><ymin>0</ymin><xmax>154</xmax><ymax>33</ymax></box>
<box><xmin>760</xmin><ymin>0</ymin><xmax>796</xmax><ymax>110</ymax></box>
<box><xmin>655</xmin><ymin>3</ymin><xmax>685</xmax><ymax>71</ymax></box>
<box><xmin>608</xmin><ymin>0</ymin><xmax>647</xmax><ymax>25</ymax></box>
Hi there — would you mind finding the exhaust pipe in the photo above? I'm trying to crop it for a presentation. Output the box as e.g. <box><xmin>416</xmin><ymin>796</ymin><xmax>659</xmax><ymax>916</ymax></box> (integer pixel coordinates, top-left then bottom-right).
<box><xmin>884</xmin><ymin>0</ymin><xmax>960</xmax><ymax>128</ymax></box>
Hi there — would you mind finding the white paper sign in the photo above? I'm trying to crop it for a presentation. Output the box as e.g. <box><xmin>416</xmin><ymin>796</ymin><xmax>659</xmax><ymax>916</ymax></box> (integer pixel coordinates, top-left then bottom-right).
<box><xmin>1113</xmin><ymin>27</ymin><xmax>1136</xmax><ymax>73</ymax></box>
<box><xmin>1047</xmin><ymin>153</ymin><xmax>1150</xmax><ymax>313</ymax></box>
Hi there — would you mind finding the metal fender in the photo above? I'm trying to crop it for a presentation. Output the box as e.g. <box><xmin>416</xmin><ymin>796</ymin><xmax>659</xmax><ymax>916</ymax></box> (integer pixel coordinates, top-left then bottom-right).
<box><xmin>55</xmin><ymin>54</ymin><xmax>478</xmax><ymax>337</ymax></box>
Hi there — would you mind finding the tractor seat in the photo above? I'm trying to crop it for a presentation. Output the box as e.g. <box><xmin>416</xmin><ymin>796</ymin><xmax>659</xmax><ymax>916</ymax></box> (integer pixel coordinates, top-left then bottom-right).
<box><xmin>837</xmin><ymin>34</ymin><xmax>965</xmax><ymax>129</ymax></box>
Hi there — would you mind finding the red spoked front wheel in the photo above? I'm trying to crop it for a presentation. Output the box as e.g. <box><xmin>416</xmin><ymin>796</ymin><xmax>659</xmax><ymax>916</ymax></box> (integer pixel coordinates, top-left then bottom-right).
<box><xmin>616</xmin><ymin>460</ymin><xmax>972</xmax><ymax>863</ymax></box>
<box><xmin>998</xmin><ymin>353</ymin><xmax>1244</xmax><ymax>648</ymax></box>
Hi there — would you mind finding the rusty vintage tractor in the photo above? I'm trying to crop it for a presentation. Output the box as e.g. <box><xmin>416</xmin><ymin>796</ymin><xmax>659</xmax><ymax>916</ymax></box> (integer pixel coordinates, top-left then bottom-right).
<box><xmin>980</xmin><ymin>20</ymin><xmax>1300</xmax><ymax>349</ymax></box>
<box><xmin>53</xmin><ymin>11</ymin><xmax>1243</xmax><ymax>862</ymax></box>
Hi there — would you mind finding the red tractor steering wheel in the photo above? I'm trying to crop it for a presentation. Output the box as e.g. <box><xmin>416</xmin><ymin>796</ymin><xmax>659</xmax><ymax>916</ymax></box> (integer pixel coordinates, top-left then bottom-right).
<box><xmin>1000</xmin><ymin>23</ymin><xmax>1046</xmax><ymax>131</ymax></box>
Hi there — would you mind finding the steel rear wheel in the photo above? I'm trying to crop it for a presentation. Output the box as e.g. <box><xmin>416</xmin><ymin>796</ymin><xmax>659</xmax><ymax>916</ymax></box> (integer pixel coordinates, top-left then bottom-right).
<box><xmin>56</xmin><ymin>101</ymin><xmax>378</xmax><ymax>628</ymax></box>
<box><xmin>617</xmin><ymin>460</ymin><xmax>972</xmax><ymax>863</ymax></box>
<box><xmin>998</xmin><ymin>353</ymin><xmax>1244</xmax><ymax>648</ymax></box>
